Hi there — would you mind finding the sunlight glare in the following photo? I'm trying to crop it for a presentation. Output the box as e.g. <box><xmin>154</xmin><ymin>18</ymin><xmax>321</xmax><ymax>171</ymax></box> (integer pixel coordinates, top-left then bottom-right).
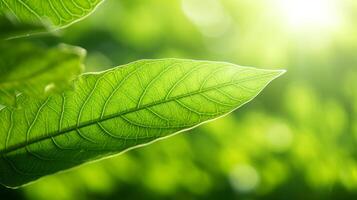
<box><xmin>276</xmin><ymin>0</ymin><xmax>342</xmax><ymax>31</ymax></box>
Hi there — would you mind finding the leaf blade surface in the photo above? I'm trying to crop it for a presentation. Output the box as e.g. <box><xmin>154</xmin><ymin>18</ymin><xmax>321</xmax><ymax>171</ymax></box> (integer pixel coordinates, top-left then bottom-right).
<box><xmin>0</xmin><ymin>0</ymin><xmax>104</xmax><ymax>32</ymax></box>
<box><xmin>0</xmin><ymin>59</ymin><xmax>284</xmax><ymax>188</ymax></box>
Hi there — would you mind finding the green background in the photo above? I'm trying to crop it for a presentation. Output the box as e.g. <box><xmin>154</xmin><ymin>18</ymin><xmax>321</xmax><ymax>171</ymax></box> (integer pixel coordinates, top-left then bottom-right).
<box><xmin>1</xmin><ymin>0</ymin><xmax>357</xmax><ymax>199</ymax></box>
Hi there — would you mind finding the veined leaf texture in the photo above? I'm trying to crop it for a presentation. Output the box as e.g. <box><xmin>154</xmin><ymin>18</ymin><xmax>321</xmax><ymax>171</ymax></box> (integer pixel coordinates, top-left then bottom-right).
<box><xmin>0</xmin><ymin>59</ymin><xmax>284</xmax><ymax>188</ymax></box>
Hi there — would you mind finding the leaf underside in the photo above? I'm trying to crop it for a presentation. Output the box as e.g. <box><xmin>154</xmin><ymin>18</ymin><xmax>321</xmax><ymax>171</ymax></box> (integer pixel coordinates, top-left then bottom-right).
<box><xmin>0</xmin><ymin>42</ymin><xmax>85</xmax><ymax>106</ymax></box>
<box><xmin>0</xmin><ymin>59</ymin><xmax>284</xmax><ymax>188</ymax></box>
<box><xmin>0</xmin><ymin>0</ymin><xmax>104</xmax><ymax>30</ymax></box>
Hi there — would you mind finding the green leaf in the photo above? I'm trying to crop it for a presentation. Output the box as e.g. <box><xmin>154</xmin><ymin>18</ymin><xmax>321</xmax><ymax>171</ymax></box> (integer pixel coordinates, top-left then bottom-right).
<box><xmin>0</xmin><ymin>59</ymin><xmax>284</xmax><ymax>188</ymax></box>
<box><xmin>0</xmin><ymin>15</ymin><xmax>46</xmax><ymax>39</ymax></box>
<box><xmin>0</xmin><ymin>42</ymin><xmax>85</xmax><ymax>106</ymax></box>
<box><xmin>0</xmin><ymin>0</ymin><xmax>104</xmax><ymax>31</ymax></box>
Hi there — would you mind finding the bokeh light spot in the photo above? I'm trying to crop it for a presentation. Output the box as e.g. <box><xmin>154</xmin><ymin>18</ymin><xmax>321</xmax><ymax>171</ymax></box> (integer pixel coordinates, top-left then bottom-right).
<box><xmin>229</xmin><ymin>164</ymin><xmax>260</xmax><ymax>193</ymax></box>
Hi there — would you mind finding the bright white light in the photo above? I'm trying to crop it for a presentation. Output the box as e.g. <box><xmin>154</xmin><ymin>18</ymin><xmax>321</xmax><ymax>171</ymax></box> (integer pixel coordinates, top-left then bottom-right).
<box><xmin>276</xmin><ymin>0</ymin><xmax>341</xmax><ymax>30</ymax></box>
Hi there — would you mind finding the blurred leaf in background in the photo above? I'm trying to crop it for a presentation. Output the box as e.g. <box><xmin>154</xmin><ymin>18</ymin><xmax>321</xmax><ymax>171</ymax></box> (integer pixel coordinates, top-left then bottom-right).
<box><xmin>0</xmin><ymin>42</ymin><xmax>85</xmax><ymax>106</ymax></box>
<box><xmin>1</xmin><ymin>0</ymin><xmax>357</xmax><ymax>199</ymax></box>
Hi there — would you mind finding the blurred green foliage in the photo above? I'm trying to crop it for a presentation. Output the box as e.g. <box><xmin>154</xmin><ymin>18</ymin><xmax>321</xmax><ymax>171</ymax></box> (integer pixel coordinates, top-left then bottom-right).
<box><xmin>1</xmin><ymin>0</ymin><xmax>357</xmax><ymax>199</ymax></box>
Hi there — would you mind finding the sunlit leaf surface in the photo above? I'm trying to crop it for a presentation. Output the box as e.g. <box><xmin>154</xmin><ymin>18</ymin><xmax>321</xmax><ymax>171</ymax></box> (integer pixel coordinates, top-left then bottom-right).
<box><xmin>0</xmin><ymin>0</ymin><xmax>104</xmax><ymax>30</ymax></box>
<box><xmin>0</xmin><ymin>59</ymin><xmax>283</xmax><ymax>188</ymax></box>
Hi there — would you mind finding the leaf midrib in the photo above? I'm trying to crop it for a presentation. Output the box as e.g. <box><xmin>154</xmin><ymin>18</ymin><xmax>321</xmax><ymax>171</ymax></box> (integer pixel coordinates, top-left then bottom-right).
<box><xmin>0</xmin><ymin>72</ymin><xmax>276</xmax><ymax>155</ymax></box>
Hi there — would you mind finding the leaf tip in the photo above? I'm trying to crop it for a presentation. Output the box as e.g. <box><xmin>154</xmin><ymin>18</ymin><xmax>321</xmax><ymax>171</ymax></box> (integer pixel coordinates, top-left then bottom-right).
<box><xmin>278</xmin><ymin>69</ymin><xmax>287</xmax><ymax>75</ymax></box>
<box><xmin>270</xmin><ymin>69</ymin><xmax>287</xmax><ymax>80</ymax></box>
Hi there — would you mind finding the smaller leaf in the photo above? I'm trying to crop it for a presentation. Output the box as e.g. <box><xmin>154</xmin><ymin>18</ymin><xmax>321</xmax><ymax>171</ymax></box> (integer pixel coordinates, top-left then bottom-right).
<box><xmin>0</xmin><ymin>0</ymin><xmax>104</xmax><ymax>37</ymax></box>
<box><xmin>0</xmin><ymin>15</ymin><xmax>46</xmax><ymax>40</ymax></box>
<box><xmin>0</xmin><ymin>42</ymin><xmax>85</xmax><ymax>106</ymax></box>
